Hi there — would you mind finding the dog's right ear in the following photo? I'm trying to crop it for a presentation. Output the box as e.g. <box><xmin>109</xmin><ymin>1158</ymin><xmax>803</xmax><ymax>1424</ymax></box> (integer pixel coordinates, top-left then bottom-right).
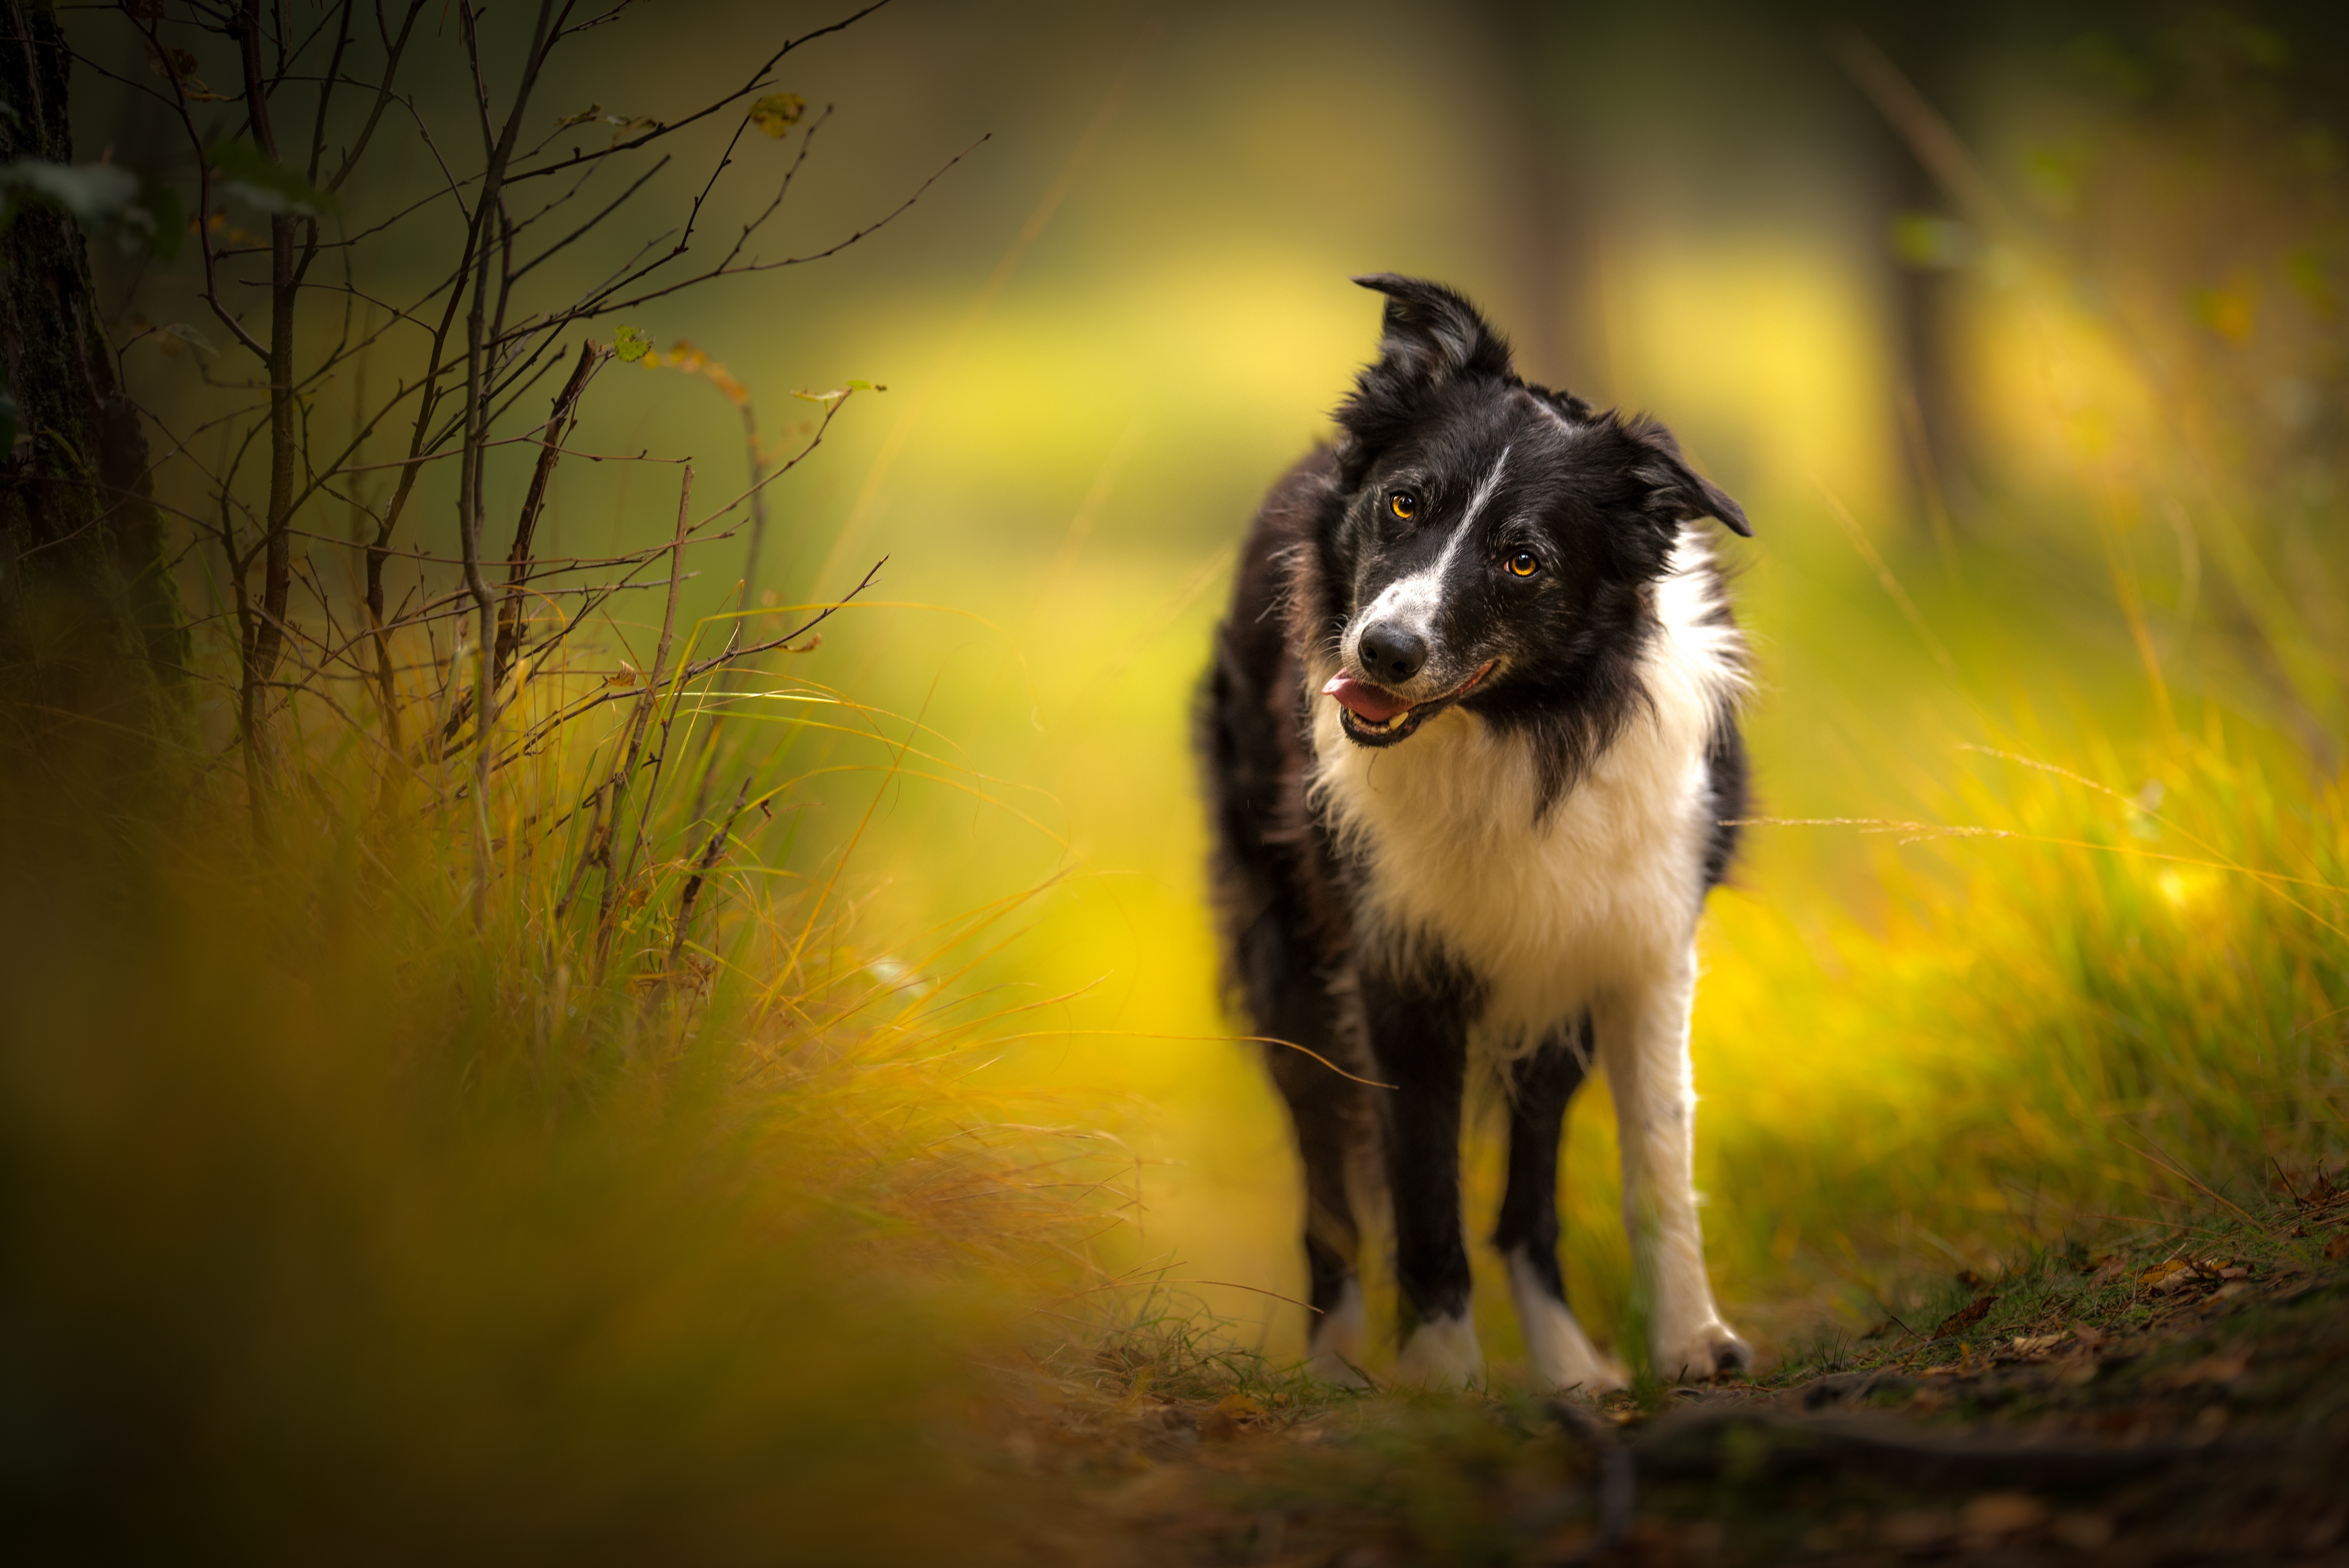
<box><xmin>1337</xmin><ymin>276</ymin><xmax>1514</xmax><ymax>468</ymax></box>
<box><xmin>1352</xmin><ymin>274</ymin><xmax>1515</xmax><ymax>387</ymax></box>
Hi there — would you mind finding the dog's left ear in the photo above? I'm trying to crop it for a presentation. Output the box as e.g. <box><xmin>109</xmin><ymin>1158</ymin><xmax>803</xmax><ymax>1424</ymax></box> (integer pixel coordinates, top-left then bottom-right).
<box><xmin>1353</xmin><ymin>274</ymin><xmax>1515</xmax><ymax>386</ymax></box>
<box><xmin>1625</xmin><ymin>417</ymin><xmax>1752</xmax><ymax>537</ymax></box>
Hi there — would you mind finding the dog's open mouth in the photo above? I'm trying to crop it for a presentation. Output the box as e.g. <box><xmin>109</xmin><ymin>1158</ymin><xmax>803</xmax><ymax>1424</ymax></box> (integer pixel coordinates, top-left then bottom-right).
<box><xmin>1323</xmin><ymin>660</ymin><xmax>1496</xmax><ymax>747</ymax></box>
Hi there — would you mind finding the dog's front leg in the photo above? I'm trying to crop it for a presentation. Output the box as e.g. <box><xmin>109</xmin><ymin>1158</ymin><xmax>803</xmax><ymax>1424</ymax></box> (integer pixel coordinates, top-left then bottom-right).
<box><xmin>1594</xmin><ymin>944</ymin><xmax>1751</xmax><ymax>1382</ymax></box>
<box><xmin>1360</xmin><ymin>959</ymin><xmax>1482</xmax><ymax>1387</ymax></box>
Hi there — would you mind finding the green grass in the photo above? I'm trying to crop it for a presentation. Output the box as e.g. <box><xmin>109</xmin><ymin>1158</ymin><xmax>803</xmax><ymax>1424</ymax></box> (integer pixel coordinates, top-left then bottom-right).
<box><xmin>1688</xmin><ymin>707</ymin><xmax>2349</xmax><ymax>1352</ymax></box>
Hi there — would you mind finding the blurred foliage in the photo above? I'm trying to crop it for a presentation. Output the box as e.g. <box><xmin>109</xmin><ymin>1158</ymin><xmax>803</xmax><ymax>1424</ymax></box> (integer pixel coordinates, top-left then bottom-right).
<box><xmin>0</xmin><ymin>656</ymin><xmax>1130</xmax><ymax>1557</ymax></box>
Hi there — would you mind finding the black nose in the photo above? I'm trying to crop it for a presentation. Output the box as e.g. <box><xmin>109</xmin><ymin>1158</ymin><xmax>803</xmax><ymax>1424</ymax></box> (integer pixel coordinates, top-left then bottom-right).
<box><xmin>1358</xmin><ymin>622</ymin><xmax>1428</xmax><ymax>685</ymax></box>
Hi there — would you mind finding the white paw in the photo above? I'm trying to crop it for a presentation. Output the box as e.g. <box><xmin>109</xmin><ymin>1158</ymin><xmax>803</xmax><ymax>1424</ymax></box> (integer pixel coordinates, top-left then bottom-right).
<box><xmin>1303</xmin><ymin>1279</ymin><xmax>1370</xmax><ymax>1386</ymax></box>
<box><xmin>1654</xmin><ymin>1320</ymin><xmax>1752</xmax><ymax>1383</ymax></box>
<box><xmin>1394</xmin><ymin>1312</ymin><xmax>1485</xmax><ymax>1388</ymax></box>
<box><xmin>1504</xmin><ymin>1248</ymin><xmax>1630</xmax><ymax>1394</ymax></box>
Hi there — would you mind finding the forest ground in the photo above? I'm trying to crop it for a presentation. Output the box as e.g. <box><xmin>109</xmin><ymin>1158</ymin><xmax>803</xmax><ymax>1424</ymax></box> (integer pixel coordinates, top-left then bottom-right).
<box><xmin>1001</xmin><ymin>1176</ymin><xmax>2349</xmax><ymax>1566</ymax></box>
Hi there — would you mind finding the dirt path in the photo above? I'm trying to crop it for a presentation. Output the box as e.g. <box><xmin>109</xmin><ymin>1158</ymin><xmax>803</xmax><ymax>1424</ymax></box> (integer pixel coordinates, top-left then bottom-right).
<box><xmin>1012</xmin><ymin>1185</ymin><xmax>2349</xmax><ymax>1564</ymax></box>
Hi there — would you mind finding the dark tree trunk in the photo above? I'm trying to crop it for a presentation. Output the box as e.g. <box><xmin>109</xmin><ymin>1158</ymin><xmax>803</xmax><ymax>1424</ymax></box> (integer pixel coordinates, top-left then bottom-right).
<box><xmin>0</xmin><ymin>0</ymin><xmax>185</xmax><ymax>750</ymax></box>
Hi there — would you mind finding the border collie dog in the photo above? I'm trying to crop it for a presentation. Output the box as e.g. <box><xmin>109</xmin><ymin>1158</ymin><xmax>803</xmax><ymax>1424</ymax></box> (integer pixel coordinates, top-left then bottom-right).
<box><xmin>1199</xmin><ymin>275</ymin><xmax>1755</xmax><ymax>1391</ymax></box>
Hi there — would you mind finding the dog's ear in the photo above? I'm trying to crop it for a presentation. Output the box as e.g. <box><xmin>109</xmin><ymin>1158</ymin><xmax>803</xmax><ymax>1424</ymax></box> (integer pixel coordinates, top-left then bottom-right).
<box><xmin>1353</xmin><ymin>274</ymin><xmax>1514</xmax><ymax>387</ymax></box>
<box><xmin>1623</xmin><ymin>416</ymin><xmax>1752</xmax><ymax>537</ymax></box>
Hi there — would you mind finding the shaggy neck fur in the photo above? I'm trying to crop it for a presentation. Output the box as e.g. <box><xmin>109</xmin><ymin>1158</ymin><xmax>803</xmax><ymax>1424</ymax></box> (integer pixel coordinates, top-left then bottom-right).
<box><xmin>1300</xmin><ymin>529</ymin><xmax>1745</xmax><ymax>1050</ymax></box>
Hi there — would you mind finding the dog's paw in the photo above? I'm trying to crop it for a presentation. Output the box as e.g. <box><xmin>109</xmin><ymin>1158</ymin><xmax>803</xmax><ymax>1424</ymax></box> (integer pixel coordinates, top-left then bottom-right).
<box><xmin>1655</xmin><ymin>1321</ymin><xmax>1753</xmax><ymax>1383</ymax></box>
<box><xmin>1506</xmin><ymin>1254</ymin><xmax>1631</xmax><ymax>1394</ymax></box>
<box><xmin>1531</xmin><ymin>1346</ymin><xmax>1630</xmax><ymax>1397</ymax></box>
<box><xmin>1394</xmin><ymin>1313</ymin><xmax>1485</xmax><ymax>1388</ymax></box>
<box><xmin>1302</xmin><ymin>1281</ymin><xmax>1370</xmax><ymax>1386</ymax></box>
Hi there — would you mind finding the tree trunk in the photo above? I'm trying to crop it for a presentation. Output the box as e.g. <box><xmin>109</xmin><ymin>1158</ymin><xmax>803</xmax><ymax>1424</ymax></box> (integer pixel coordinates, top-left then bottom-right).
<box><xmin>0</xmin><ymin>0</ymin><xmax>186</xmax><ymax>755</ymax></box>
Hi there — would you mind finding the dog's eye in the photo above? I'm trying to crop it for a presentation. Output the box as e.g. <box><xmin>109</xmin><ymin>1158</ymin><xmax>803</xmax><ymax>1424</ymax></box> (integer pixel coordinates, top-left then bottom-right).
<box><xmin>1507</xmin><ymin>552</ymin><xmax>1540</xmax><ymax>577</ymax></box>
<box><xmin>1389</xmin><ymin>492</ymin><xmax>1417</xmax><ymax>522</ymax></box>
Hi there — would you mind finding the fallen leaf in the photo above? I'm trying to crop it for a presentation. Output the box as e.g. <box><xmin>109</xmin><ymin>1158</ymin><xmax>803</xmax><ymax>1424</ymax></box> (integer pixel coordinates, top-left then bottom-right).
<box><xmin>2051</xmin><ymin>1513</ymin><xmax>2115</xmax><ymax>1551</ymax></box>
<box><xmin>2327</xmin><ymin>1234</ymin><xmax>2349</xmax><ymax>1263</ymax></box>
<box><xmin>1962</xmin><ymin>1493</ymin><xmax>2049</xmax><ymax>1538</ymax></box>
<box><xmin>1934</xmin><ymin>1293</ymin><xmax>1996</xmax><ymax>1337</ymax></box>
<box><xmin>2141</xmin><ymin>1258</ymin><xmax>2196</xmax><ymax>1294</ymax></box>
<box><xmin>1879</xmin><ymin>1510</ymin><xmax>1955</xmax><ymax>1551</ymax></box>
<box><xmin>2010</xmin><ymin>1332</ymin><xmax>2068</xmax><ymax>1355</ymax></box>
<box><xmin>2166</xmin><ymin>1351</ymin><xmax>2249</xmax><ymax>1386</ymax></box>
<box><xmin>2070</xmin><ymin>1320</ymin><xmax>2108</xmax><ymax>1351</ymax></box>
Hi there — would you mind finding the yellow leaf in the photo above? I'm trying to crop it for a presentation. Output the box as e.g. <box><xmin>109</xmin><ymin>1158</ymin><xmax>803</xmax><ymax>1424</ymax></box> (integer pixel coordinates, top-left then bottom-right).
<box><xmin>750</xmin><ymin>93</ymin><xmax>805</xmax><ymax>137</ymax></box>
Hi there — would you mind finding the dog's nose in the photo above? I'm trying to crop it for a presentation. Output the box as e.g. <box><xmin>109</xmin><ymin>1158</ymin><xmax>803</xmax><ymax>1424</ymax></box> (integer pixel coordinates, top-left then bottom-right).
<box><xmin>1357</xmin><ymin>622</ymin><xmax>1428</xmax><ymax>686</ymax></box>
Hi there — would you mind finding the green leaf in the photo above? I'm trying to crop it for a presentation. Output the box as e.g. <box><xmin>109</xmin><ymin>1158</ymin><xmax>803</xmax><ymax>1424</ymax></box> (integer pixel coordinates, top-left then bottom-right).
<box><xmin>205</xmin><ymin>138</ymin><xmax>337</xmax><ymax>218</ymax></box>
<box><xmin>614</xmin><ymin>324</ymin><xmax>654</xmax><ymax>363</ymax></box>
<box><xmin>749</xmin><ymin>93</ymin><xmax>806</xmax><ymax>138</ymax></box>
<box><xmin>163</xmin><ymin>323</ymin><xmax>217</xmax><ymax>357</ymax></box>
<box><xmin>2</xmin><ymin>159</ymin><xmax>137</xmax><ymax>226</ymax></box>
<box><xmin>791</xmin><ymin>380</ymin><xmax>885</xmax><ymax>405</ymax></box>
<box><xmin>553</xmin><ymin>102</ymin><xmax>606</xmax><ymax>128</ymax></box>
<box><xmin>1</xmin><ymin>159</ymin><xmax>182</xmax><ymax>259</ymax></box>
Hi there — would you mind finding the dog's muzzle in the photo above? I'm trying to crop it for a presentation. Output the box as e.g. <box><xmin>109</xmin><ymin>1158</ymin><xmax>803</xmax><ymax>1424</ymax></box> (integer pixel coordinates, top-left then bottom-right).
<box><xmin>1322</xmin><ymin>660</ymin><xmax>1495</xmax><ymax>747</ymax></box>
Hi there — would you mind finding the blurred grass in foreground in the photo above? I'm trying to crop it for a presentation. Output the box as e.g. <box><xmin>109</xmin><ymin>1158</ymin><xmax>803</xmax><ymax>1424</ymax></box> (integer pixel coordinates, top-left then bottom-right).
<box><xmin>0</xmin><ymin>650</ymin><xmax>1127</xmax><ymax>1558</ymax></box>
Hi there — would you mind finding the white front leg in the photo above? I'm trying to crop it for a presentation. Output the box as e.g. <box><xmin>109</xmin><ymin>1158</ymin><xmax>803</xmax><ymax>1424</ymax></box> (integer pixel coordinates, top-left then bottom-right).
<box><xmin>1594</xmin><ymin>945</ymin><xmax>1750</xmax><ymax>1382</ymax></box>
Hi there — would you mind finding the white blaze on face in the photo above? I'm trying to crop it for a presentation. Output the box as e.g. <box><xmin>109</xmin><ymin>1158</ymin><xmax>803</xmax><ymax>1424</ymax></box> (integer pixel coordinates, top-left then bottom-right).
<box><xmin>1344</xmin><ymin>445</ymin><xmax>1512</xmax><ymax>679</ymax></box>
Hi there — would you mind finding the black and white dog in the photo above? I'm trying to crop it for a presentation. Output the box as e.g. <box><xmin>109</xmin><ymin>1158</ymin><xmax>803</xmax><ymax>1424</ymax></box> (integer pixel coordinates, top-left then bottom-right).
<box><xmin>1199</xmin><ymin>275</ymin><xmax>1755</xmax><ymax>1390</ymax></box>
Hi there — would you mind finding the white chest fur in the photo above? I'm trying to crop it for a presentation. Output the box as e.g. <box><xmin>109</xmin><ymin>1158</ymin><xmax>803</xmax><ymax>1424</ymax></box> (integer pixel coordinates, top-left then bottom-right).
<box><xmin>1306</xmin><ymin>533</ymin><xmax>1744</xmax><ymax>1053</ymax></box>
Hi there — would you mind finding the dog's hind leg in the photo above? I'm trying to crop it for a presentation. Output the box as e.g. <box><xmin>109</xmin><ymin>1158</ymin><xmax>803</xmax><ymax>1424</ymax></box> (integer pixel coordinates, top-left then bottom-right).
<box><xmin>1247</xmin><ymin>916</ymin><xmax>1371</xmax><ymax>1386</ymax></box>
<box><xmin>1361</xmin><ymin>959</ymin><xmax>1484</xmax><ymax>1388</ymax></box>
<box><xmin>1494</xmin><ymin>1017</ymin><xmax>1629</xmax><ymax>1394</ymax></box>
<box><xmin>1268</xmin><ymin>1050</ymin><xmax>1370</xmax><ymax>1387</ymax></box>
<box><xmin>1594</xmin><ymin>945</ymin><xmax>1752</xmax><ymax>1383</ymax></box>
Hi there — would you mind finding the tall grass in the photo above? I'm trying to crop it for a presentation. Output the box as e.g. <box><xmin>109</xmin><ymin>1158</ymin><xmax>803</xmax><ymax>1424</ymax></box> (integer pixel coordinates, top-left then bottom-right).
<box><xmin>1684</xmin><ymin>712</ymin><xmax>2349</xmax><ymax>1331</ymax></box>
<box><xmin>0</xmin><ymin>593</ymin><xmax>1126</xmax><ymax>1557</ymax></box>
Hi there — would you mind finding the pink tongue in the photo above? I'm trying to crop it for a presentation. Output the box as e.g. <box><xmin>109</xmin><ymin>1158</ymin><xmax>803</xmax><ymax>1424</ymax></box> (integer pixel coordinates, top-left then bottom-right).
<box><xmin>1321</xmin><ymin>672</ymin><xmax>1410</xmax><ymax>722</ymax></box>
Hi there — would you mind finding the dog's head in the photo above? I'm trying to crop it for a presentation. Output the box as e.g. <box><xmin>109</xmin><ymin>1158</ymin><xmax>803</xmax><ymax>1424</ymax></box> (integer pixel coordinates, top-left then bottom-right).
<box><xmin>1318</xmin><ymin>274</ymin><xmax>1750</xmax><ymax>749</ymax></box>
